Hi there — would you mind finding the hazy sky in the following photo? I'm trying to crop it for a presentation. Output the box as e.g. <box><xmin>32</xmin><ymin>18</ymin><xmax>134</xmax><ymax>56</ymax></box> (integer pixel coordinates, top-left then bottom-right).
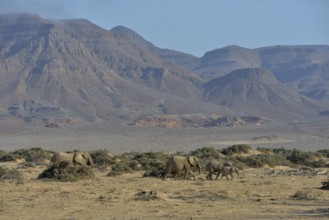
<box><xmin>0</xmin><ymin>0</ymin><xmax>328</xmax><ymax>56</ymax></box>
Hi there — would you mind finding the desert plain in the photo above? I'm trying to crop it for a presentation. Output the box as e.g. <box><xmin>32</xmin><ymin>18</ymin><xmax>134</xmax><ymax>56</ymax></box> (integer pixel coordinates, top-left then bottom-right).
<box><xmin>0</xmin><ymin>120</ymin><xmax>329</xmax><ymax>220</ymax></box>
<box><xmin>0</xmin><ymin>160</ymin><xmax>329</xmax><ymax>219</ymax></box>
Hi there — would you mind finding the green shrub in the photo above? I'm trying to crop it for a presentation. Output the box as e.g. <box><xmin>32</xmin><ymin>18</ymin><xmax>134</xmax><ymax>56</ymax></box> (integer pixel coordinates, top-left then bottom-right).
<box><xmin>90</xmin><ymin>149</ymin><xmax>116</xmax><ymax>168</ymax></box>
<box><xmin>0</xmin><ymin>153</ymin><xmax>21</xmax><ymax>162</ymax></box>
<box><xmin>272</xmin><ymin>147</ymin><xmax>293</xmax><ymax>156</ymax></box>
<box><xmin>286</xmin><ymin>149</ymin><xmax>322</xmax><ymax>166</ymax></box>
<box><xmin>237</xmin><ymin>154</ymin><xmax>291</xmax><ymax>168</ymax></box>
<box><xmin>190</xmin><ymin>147</ymin><xmax>223</xmax><ymax>159</ymax></box>
<box><xmin>221</xmin><ymin>144</ymin><xmax>251</xmax><ymax>156</ymax></box>
<box><xmin>107</xmin><ymin>163</ymin><xmax>133</xmax><ymax>176</ymax></box>
<box><xmin>317</xmin><ymin>149</ymin><xmax>329</xmax><ymax>158</ymax></box>
<box><xmin>0</xmin><ymin>149</ymin><xmax>7</xmax><ymax>158</ymax></box>
<box><xmin>0</xmin><ymin>166</ymin><xmax>22</xmax><ymax>181</ymax></box>
<box><xmin>11</xmin><ymin>147</ymin><xmax>52</xmax><ymax>164</ymax></box>
<box><xmin>256</xmin><ymin>147</ymin><xmax>272</xmax><ymax>153</ymax></box>
<box><xmin>38</xmin><ymin>161</ymin><xmax>94</xmax><ymax>182</ymax></box>
<box><xmin>105</xmin><ymin>151</ymin><xmax>170</xmax><ymax>177</ymax></box>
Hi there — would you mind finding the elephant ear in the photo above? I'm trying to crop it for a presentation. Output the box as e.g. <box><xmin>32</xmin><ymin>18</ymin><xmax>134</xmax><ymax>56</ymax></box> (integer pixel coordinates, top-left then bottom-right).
<box><xmin>187</xmin><ymin>156</ymin><xmax>197</xmax><ymax>166</ymax></box>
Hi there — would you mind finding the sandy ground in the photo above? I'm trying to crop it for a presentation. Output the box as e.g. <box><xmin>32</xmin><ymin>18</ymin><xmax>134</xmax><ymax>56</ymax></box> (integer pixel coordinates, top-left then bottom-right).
<box><xmin>1</xmin><ymin>162</ymin><xmax>329</xmax><ymax>220</ymax></box>
<box><xmin>1</xmin><ymin>120</ymin><xmax>329</xmax><ymax>219</ymax></box>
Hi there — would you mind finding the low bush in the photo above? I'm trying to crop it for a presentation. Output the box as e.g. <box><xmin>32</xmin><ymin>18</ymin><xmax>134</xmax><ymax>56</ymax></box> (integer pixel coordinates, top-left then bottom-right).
<box><xmin>11</xmin><ymin>147</ymin><xmax>52</xmax><ymax>164</ymax></box>
<box><xmin>190</xmin><ymin>147</ymin><xmax>223</xmax><ymax>159</ymax></box>
<box><xmin>321</xmin><ymin>180</ymin><xmax>329</xmax><ymax>190</ymax></box>
<box><xmin>286</xmin><ymin>149</ymin><xmax>322</xmax><ymax>166</ymax></box>
<box><xmin>0</xmin><ymin>166</ymin><xmax>22</xmax><ymax>181</ymax></box>
<box><xmin>317</xmin><ymin>149</ymin><xmax>329</xmax><ymax>158</ymax></box>
<box><xmin>237</xmin><ymin>154</ymin><xmax>291</xmax><ymax>168</ymax></box>
<box><xmin>107</xmin><ymin>163</ymin><xmax>133</xmax><ymax>176</ymax></box>
<box><xmin>38</xmin><ymin>161</ymin><xmax>94</xmax><ymax>182</ymax></box>
<box><xmin>0</xmin><ymin>149</ymin><xmax>7</xmax><ymax>158</ymax></box>
<box><xmin>221</xmin><ymin>144</ymin><xmax>251</xmax><ymax>156</ymax></box>
<box><xmin>106</xmin><ymin>151</ymin><xmax>169</xmax><ymax>177</ymax></box>
<box><xmin>90</xmin><ymin>149</ymin><xmax>116</xmax><ymax>168</ymax></box>
<box><xmin>0</xmin><ymin>153</ymin><xmax>21</xmax><ymax>162</ymax></box>
<box><xmin>291</xmin><ymin>190</ymin><xmax>313</xmax><ymax>200</ymax></box>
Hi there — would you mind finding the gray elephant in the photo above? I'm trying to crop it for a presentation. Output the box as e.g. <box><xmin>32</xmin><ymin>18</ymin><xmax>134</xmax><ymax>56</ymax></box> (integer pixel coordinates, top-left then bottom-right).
<box><xmin>50</xmin><ymin>151</ymin><xmax>95</xmax><ymax>167</ymax></box>
<box><xmin>206</xmin><ymin>160</ymin><xmax>232</xmax><ymax>180</ymax></box>
<box><xmin>50</xmin><ymin>152</ymin><xmax>74</xmax><ymax>165</ymax></box>
<box><xmin>73</xmin><ymin>152</ymin><xmax>95</xmax><ymax>167</ymax></box>
<box><xmin>162</xmin><ymin>156</ymin><xmax>201</xmax><ymax>180</ymax></box>
<box><xmin>220</xmin><ymin>165</ymin><xmax>239</xmax><ymax>180</ymax></box>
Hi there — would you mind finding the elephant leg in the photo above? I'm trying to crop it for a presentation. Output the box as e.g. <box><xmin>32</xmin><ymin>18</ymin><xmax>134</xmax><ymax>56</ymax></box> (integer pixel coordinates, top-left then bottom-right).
<box><xmin>235</xmin><ymin>168</ymin><xmax>239</xmax><ymax>178</ymax></box>
<box><xmin>207</xmin><ymin>171</ymin><xmax>213</xmax><ymax>180</ymax></box>
<box><xmin>184</xmin><ymin>168</ymin><xmax>189</xmax><ymax>180</ymax></box>
<box><xmin>189</xmin><ymin>170</ymin><xmax>196</xmax><ymax>180</ymax></box>
<box><xmin>162</xmin><ymin>172</ymin><xmax>168</xmax><ymax>180</ymax></box>
<box><xmin>162</xmin><ymin>167</ymin><xmax>171</xmax><ymax>180</ymax></box>
<box><xmin>215</xmin><ymin>170</ymin><xmax>221</xmax><ymax>180</ymax></box>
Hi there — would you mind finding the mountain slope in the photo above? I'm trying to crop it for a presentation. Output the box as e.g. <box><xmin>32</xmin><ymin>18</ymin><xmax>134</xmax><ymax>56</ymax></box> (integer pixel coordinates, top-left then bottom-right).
<box><xmin>187</xmin><ymin>45</ymin><xmax>329</xmax><ymax>103</ymax></box>
<box><xmin>0</xmin><ymin>14</ymin><xmax>227</xmax><ymax>124</ymax></box>
<box><xmin>194</xmin><ymin>45</ymin><xmax>261</xmax><ymax>80</ymax></box>
<box><xmin>110</xmin><ymin>26</ymin><xmax>200</xmax><ymax>72</ymax></box>
<box><xmin>204</xmin><ymin>68</ymin><xmax>327</xmax><ymax>119</ymax></box>
<box><xmin>107</xmin><ymin>26</ymin><xmax>329</xmax><ymax>104</ymax></box>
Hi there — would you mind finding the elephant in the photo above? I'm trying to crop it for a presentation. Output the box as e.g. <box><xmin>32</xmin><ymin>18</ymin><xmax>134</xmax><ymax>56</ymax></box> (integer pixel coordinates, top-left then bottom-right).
<box><xmin>220</xmin><ymin>165</ymin><xmax>239</xmax><ymax>180</ymax></box>
<box><xmin>162</xmin><ymin>156</ymin><xmax>201</xmax><ymax>180</ymax></box>
<box><xmin>206</xmin><ymin>160</ymin><xmax>232</xmax><ymax>180</ymax></box>
<box><xmin>50</xmin><ymin>152</ymin><xmax>74</xmax><ymax>165</ymax></box>
<box><xmin>73</xmin><ymin>152</ymin><xmax>95</xmax><ymax>167</ymax></box>
<box><xmin>50</xmin><ymin>151</ymin><xmax>95</xmax><ymax>167</ymax></box>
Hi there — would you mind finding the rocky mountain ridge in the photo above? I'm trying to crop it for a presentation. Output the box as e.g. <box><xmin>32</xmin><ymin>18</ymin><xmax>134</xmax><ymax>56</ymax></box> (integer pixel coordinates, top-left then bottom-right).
<box><xmin>113</xmin><ymin>26</ymin><xmax>329</xmax><ymax>105</ymax></box>
<box><xmin>0</xmin><ymin>14</ymin><xmax>328</xmax><ymax>127</ymax></box>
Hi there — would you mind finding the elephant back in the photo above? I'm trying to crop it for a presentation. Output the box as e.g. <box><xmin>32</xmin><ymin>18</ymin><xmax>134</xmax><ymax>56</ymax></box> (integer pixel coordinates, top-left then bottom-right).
<box><xmin>50</xmin><ymin>152</ymin><xmax>74</xmax><ymax>164</ymax></box>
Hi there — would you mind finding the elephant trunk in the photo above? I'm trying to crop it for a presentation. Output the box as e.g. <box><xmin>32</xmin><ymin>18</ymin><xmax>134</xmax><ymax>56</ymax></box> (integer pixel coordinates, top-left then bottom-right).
<box><xmin>197</xmin><ymin>164</ymin><xmax>201</xmax><ymax>174</ymax></box>
<box><xmin>88</xmin><ymin>158</ymin><xmax>95</xmax><ymax>167</ymax></box>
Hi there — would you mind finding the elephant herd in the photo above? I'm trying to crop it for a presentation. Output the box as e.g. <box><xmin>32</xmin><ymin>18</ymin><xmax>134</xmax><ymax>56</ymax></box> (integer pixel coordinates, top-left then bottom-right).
<box><xmin>162</xmin><ymin>156</ymin><xmax>239</xmax><ymax>181</ymax></box>
<box><xmin>50</xmin><ymin>152</ymin><xmax>238</xmax><ymax>181</ymax></box>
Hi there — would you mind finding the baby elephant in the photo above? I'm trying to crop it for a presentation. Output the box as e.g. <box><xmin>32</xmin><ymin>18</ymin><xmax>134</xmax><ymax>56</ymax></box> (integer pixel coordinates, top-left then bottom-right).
<box><xmin>220</xmin><ymin>166</ymin><xmax>239</xmax><ymax>180</ymax></box>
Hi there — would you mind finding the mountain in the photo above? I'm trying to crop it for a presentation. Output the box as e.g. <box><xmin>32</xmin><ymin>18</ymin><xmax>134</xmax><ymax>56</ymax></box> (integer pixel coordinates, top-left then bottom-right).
<box><xmin>112</xmin><ymin>26</ymin><xmax>329</xmax><ymax>104</ymax></box>
<box><xmin>192</xmin><ymin>45</ymin><xmax>329</xmax><ymax>103</ymax></box>
<box><xmin>193</xmin><ymin>45</ymin><xmax>261</xmax><ymax>80</ymax></box>
<box><xmin>0</xmin><ymin>13</ymin><xmax>328</xmax><ymax>127</ymax></box>
<box><xmin>288</xmin><ymin>61</ymin><xmax>329</xmax><ymax>102</ymax></box>
<box><xmin>110</xmin><ymin>26</ymin><xmax>200</xmax><ymax>72</ymax></box>
<box><xmin>204</xmin><ymin>68</ymin><xmax>327</xmax><ymax>120</ymax></box>
<box><xmin>0</xmin><ymin>13</ymin><xmax>229</xmax><ymax>125</ymax></box>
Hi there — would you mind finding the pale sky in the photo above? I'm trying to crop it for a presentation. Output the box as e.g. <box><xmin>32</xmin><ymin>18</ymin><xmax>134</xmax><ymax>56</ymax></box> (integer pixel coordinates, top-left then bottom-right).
<box><xmin>0</xmin><ymin>0</ymin><xmax>328</xmax><ymax>56</ymax></box>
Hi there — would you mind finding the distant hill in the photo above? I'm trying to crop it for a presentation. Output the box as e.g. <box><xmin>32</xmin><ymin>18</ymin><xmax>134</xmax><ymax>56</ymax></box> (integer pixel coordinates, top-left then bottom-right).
<box><xmin>204</xmin><ymin>68</ymin><xmax>327</xmax><ymax>120</ymax></box>
<box><xmin>0</xmin><ymin>13</ymin><xmax>227</xmax><ymax>126</ymax></box>
<box><xmin>110</xmin><ymin>26</ymin><xmax>199</xmax><ymax>71</ymax></box>
<box><xmin>195</xmin><ymin>45</ymin><xmax>329</xmax><ymax>104</ymax></box>
<box><xmin>0</xmin><ymin>13</ymin><xmax>328</xmax><ymax>127</ymax></box>
<box><xmin>114</xmin><ymin>26</ymin><xmax>329</xmax><ymax>104</ymax></box>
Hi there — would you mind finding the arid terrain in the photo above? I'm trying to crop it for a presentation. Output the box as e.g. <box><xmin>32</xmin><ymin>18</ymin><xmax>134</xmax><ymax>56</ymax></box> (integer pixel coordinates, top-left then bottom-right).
<box><xmin>0</xmin><ymin>13</ymin><xmax>329</xmax><ymax>220</ymax></box>
<box><xmin>1</xmin><ymin>159</ymin><xmax>329</xmax><ymax>219</ymax></box>
<box><xmin>0</xmin><ymin>118</ymin><xmax>328</xmax><ymax>153</ymax></box>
